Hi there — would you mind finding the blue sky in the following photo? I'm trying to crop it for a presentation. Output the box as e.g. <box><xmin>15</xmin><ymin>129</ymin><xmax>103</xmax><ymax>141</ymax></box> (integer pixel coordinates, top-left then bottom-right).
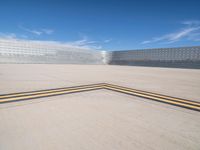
<box><xmin>0</xmin><ymin>0</ymin><xmax>200</xmax><ymax>51</ymax></box>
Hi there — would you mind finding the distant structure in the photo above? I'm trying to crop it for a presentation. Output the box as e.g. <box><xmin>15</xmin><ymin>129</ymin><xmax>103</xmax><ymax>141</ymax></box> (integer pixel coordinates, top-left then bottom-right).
<box><xmin>108</xmin><ymin>46</ymin><xmax>200</xmax><ymax>68</ymax></box>
<box><xmin>0</xmin><ymin>38</ymin><xmax>200</xmax><ymax>68</ymax></box>
<box><xmin>0</xmin><ymin>39</ymin><xmax>103</xmax><ymax>64</ymax></box>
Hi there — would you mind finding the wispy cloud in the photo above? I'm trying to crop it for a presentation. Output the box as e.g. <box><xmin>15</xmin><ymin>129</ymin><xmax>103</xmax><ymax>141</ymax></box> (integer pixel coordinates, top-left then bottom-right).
<box><xmin>104</xmin><ymin>39</ymin><xmax>112</xmax><ymax>43</ymax></box>
<box><xmin>0</xmin><ymin>27</ymin><xmax>111</xmax><ymax>50</ymax></box>
<box><xmin>0</xmin><ymin>34</ymin><xmax>103</xmax><ymax>50</ymax></box>
<box><xmin>41</xmin><ymin>29</ymin><xmax>54</xmax><ymax>35</ymax></box>
<box><xmin>19</xmin><ymin>25</ymin><xmax>54</xmax><ymax>36</ymax></box>
<box><xmin>67</xmin><ymin>36</ymin><xmax>102</xmax><ymax>49</ymax></box>
<box><xmin>19</xmin><ymin>25</ymin><xmax>42</xmax><ymax>35</ymax></box>
<box><xmin>0</xmin><ymin>32</ymin><xmax>17</xmax><ymax>39</ymax></box>
<box><xmin>141</xmin><ymin>20</ymin><xmax>200</xmax><ymax>44</ymax></box>
<box><xmin>182</xmin><ymin>20</ymin><xmax>200</xmax><ymax>26</ymax></box>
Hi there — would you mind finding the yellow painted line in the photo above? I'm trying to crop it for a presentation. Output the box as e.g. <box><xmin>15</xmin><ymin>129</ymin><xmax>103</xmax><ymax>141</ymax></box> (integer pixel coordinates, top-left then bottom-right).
<box><xmin>105</xmin><ymin>84</ymin><xmax>200</xmax><ymax>107</ymax></box>
<box><xmin>0</xmin><ymin>83</ymin><xmax>106</xmax><ymax>99</ymax></box>
<box><xmin>0</xmin><ymin>83</ymin><xmax>199</xmax><ymax>112</ymax></box>
<box><xmin>0</xmin><ymin>86</ymin><xmax>103</xmax><ymax>103</ymax></box>
<box><xmin>105</xmin><ymin>86</ymin><xmax>200</xmax><ymax>111</ymax></box>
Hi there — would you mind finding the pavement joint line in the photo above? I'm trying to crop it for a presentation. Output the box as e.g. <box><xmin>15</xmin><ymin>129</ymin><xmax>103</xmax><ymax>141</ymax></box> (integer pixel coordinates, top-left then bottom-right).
<box><xmin>0</xmin><ymin>83</ymin><xmax>199</xmax><ymax>112</ymax></box>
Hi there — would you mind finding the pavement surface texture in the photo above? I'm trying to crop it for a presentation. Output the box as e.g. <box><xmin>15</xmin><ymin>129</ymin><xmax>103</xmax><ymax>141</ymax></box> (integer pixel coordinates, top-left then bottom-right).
<box><xmin>0</xmin><ymin>90</ymin><xmax>200</xmax><ymax>150</ymax></box>
<box><xmin>0</xmin><ymin>64</ymin><xmax>200</xmax><ymax>150</ymax></box>
<box><xmin>0</xmin><ymin>64</ymin><xmax>200</xmax><ymax>101</ymax></box>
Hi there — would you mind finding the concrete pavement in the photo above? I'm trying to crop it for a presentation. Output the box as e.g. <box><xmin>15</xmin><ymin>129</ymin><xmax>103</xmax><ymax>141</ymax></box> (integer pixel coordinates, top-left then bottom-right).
<box><xmin>0</xmin><ymin>64</ymin><xmax>200</xmax><ymax>150</ymax></box>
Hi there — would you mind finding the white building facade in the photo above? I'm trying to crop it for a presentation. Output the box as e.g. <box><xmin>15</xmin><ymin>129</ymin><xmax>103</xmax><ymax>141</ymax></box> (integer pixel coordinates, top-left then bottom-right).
<box><xmin>0</xmin><ymin>39</ymin><xmax>104</xmax><ymax>64</ymax></box>
<box><xmin>0</xmin><ymin>38</ymin><xmax>200</xmax><ymax>68</ymax></box>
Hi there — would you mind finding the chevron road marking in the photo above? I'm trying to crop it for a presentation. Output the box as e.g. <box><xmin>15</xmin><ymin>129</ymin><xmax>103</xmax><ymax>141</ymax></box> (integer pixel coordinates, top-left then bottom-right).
<box><xmin>0</xmin><ymin>83</ymin><xmax>199</xmax><ymax>112</ymax></box>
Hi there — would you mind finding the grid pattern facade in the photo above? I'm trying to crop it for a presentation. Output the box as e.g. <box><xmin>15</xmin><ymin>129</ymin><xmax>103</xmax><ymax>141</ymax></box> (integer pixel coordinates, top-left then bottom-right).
<box><xmin>0</xmin><ymin>39</ymin><xmax>103</xmax><ymax>64</ymax></box>
<box><xmin>109</xmin><ymin>47</ymin><xmax>200</xmax><ymax>61</ymax></box>
<box><xmin>108</xmin><ymin>46</ymin><xmax>200</xmax><ymax>68</ymax></box>
<box><xmin>0</xmin><ymin>39</ymin><xmax>200</xmax><ymax>68</ymax></box>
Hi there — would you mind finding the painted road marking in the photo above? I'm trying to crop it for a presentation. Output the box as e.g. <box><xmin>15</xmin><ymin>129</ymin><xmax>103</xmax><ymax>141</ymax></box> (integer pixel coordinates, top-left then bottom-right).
<box><xmin>105</xmin><ymin>84</ymin><xmax>200</xmax><ymax>107</ymax></box>
<box><xmin>105</xmin><ymin>86</ymin><xmax>200</xmax><ymax>112</ymax></box>
<box><xmin>0</xmin><ymin>83</ymin><xmax>106</xmax><ymax>99</ymax></box>
<box><xmin>0</xmin><ymin>86</ymin><xmax>104</xmax><ymax>103</ymax></box>
<box><xmin>0</xmin><ymin>83</ymin><xmax>199</xmax><ymax>112</ymax></box>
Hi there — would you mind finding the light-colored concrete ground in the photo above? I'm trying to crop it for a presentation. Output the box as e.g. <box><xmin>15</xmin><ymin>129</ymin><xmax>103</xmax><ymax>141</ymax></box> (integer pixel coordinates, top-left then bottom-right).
<box><xmin>0</xmin><ymin>64</ymin><xmax>200</xmax><ymax>150</ymax></box>
<box><xmin>0</xmin><ymin>90</ymin><xmax>200</xmax><ymax>150</ymax></box>
<box><xmin>0</xmin><ymin>64</ymin><xmax>200</xmax><ymax>101</ymax></box>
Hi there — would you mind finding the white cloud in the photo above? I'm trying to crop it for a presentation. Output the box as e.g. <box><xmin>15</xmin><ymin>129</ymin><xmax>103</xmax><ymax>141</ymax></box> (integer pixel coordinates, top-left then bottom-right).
<box><xmin>41</xmin><ymin>29</ymin><xmax>54</xmax><ymax>35</ymax></box>
<box><xmin>29</xmin><ymin>30</ymin><xmax>43</xmax><ymax>35</ymax></box>
<box><xmin>19</xmin><ymin>25</ymin><xmax>54</xmax><ymax>36</ymax></box>
<box><xmin>66</xmin><ymin>36</ymin><xmax>102</xmax><ymax>49</ymax></box>
<box><xmin>141</xmin><ymin>20</ymin><xmax>200</xmax><ymax>44</ymax></box>
<box><xmin>0</xmin><ymin>33</ymin><xmax>17</xmax><ymax>39</ymax></box>
<box><xmin>168</xmin><ymin>28</ymin><xmax>198</xmax><ymax>41</ymax></box>
<box><xmin>104</xmin><ymin>39</ymin><xmax>112</xmax><ymax>43</ymax></box>
<box><xmin>1</xmin><ymin>29</ymin><xmax>110</xmax><ymax>50</ymax></box>
<box><xmin>182</xmin><ymin>20</ymin><xmax>200</xmax><ymax>26</ymax></box>
<box><xmin>20</xmin><ymin>35</ymin><xmax>28</xmax><ymax>39</ymax></box>
<box><xmin>19</xmin><ymin>25</ymin><xmax>42</xmax><ymax>35</ymax></box>
<box><xmin>187</xmin><ymin>32</ymin><xmax>200</xmax><ymax>41</ymax></box>
<box><xmin>0</xmin><ymin>34</ymin><xmax>102</xmax><ymax>50</ymax></box>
